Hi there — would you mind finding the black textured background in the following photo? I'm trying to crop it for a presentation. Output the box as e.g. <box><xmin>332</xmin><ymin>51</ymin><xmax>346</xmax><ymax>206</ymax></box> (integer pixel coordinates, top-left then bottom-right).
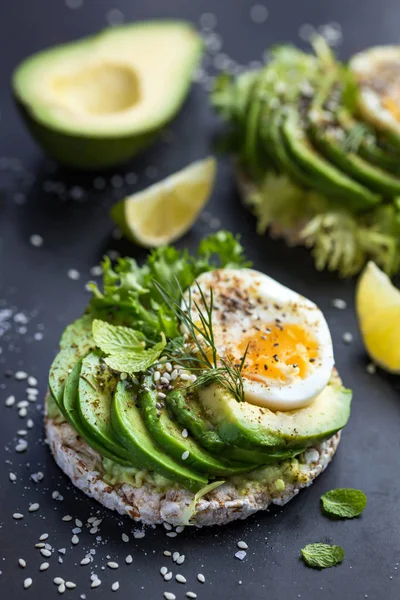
<box><xmin>1</xmin><ymin>1</ymin><xmax>400</xmax><ymax>599</ymax></box>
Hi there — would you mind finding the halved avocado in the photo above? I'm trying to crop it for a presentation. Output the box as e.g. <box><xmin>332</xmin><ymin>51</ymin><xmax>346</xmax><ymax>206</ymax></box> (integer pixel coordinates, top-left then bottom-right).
<box><xmin>281</xmin><ymin>107</ymin><xmax>381</xmax><ymax>210</ymax></box>
<box><xmin>12</xmin><ymin>21</ymin><xmax>202</xmax><ymax>169</ymax></box>
<box><xmin>166</xmin><ymin>388</ymin><xmax>303</xmax><ymax>465</ymax></box>
<box><xmin>139</xmin><ymin>379</ymin><xmax>252</xmax><ymax>476</ymax></box>
<box><xmin>77</xmin><ymin>351</ymin><xmax>134</xmax><ymax>463</ymax></box>
<box><xmin>111</xmin><ymin>381</ymin><xmax>207</xmax><ymax>492</ymax></box>
<box><xmin>63</xmin><ymin>359</ymin><xmax>131</xmax><ymax>465</ymax></box>
<box><xmin>198</xmin><ymin>379</ymin><xmax>352</xmax><ymax>451</ymax></box>
<box><xmin>48</xmin><ymin>315</ymin><xmax>94</xmax><ymax>416</ymax></box>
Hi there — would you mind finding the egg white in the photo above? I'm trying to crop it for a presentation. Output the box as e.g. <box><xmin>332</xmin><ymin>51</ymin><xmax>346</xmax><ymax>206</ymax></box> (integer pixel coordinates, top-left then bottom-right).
<box><xmin>187</xmin><ymin>268</ymin><xmax>335</xmax><ymax>411</ymax></box>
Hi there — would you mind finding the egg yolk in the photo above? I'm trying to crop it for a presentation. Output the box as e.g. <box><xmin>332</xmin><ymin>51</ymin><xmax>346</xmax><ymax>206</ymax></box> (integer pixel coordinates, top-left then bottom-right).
<box><xmin>383</xmin><ymin>96</ymin><xmax>400</xmax><ymax>121</ymax></box>
<box><xmin>237</xmin><ymin>322</ymin><xmax>319</xmax><ymax>383</ymax></box>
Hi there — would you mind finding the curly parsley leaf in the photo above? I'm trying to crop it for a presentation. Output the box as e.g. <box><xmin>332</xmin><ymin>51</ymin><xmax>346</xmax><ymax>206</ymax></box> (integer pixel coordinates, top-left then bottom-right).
<box><xmin>321</xmin><ymin>488</ymin><xmax>367</xmax><ymax>519</ymax></box>
<box><xmin>301</xmin><ymin>543</ymin><xmax>344</xmax><ymax>569</ymax></box>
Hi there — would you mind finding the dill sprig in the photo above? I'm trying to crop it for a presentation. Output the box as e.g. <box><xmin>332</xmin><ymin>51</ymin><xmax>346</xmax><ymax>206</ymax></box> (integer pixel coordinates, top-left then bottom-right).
<box><xmin>154</xmin><ymin>278</ymin><xmax>248</xmax><ymax>402</ymax></box>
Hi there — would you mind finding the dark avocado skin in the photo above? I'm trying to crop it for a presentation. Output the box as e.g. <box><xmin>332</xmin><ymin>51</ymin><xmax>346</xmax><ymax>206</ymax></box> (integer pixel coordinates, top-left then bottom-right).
<box><xmin>166</xmin><ymin>389</ymin><xmax>304</xmax><ymax>465</ymax></box>
<box><xmin>139</xmin><ymin>378</ymin><xmax>254</xmax><ymax>476</ymax></box>
<box><xmin>111</xmin><ymin>381</ymin><xmax>208</xmax><ymax>492</ymax></box>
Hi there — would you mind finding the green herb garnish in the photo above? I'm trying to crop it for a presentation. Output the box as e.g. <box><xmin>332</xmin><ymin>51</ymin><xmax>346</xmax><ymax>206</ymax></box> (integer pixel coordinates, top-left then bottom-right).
<box><xmin>301</xmin><ymin>543</ymin><xmax>344</xmax><ymax>569</ymax></box>
<box><xmin>321</xmin><ymin>488</ymin><xmax>367</xmax><ymax>519</ymax></box>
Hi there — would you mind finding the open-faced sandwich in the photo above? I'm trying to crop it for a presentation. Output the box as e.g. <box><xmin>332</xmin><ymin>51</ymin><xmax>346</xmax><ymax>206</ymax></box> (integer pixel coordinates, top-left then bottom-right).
<box><xmin>46</xmin><ymin>231</ymin><xmax>352</xmax><ymax>526</ymax></box>
<box><xmin>212</xmin><ymin>40</ymin><xmax>400</xmax><ymax>277</ymax></box>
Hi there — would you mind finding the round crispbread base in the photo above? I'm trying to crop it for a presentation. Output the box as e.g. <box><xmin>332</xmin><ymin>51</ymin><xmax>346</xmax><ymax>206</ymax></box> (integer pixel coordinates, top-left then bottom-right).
<box><xmin>45</xmin><ymin>398</ymin><xmax>341</xmax><ymax>527</ymax></box>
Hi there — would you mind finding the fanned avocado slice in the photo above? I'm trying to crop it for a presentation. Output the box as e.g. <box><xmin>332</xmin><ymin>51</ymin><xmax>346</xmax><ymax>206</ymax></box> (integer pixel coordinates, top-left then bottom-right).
<box><xmin>78</xmin><ymin>351</ymin><xmax>134</xmax><ymax>463</ymax></box>
<box><xmin>308</xmin><ymin>75</ymin><xmax>400</xmax><ymax>196</ymax></box>
<box><xmin>198</xmin><ymin>380</ymin><xmax>352</xmax><ymax>451</ymax></box>
<box><xmin>166</xmin><ymin>388</ymin><xmax>303</xmax><ymax>465</ymax></box>
<box><xmin>48</xmin><ymin>315</ymin><xmax>94</xmax><ymax>416</ymax></box>
<box><xmin>281</xmin><ymin>107</ymin><xmax>381</xmax><ymax>210</ymax></box>
<box><xmin>138</xmin><ymin>378</ymin><xmax>252</xmax><ymax>476</ymax></box>
<box><xmin>63</xmin><ymin>359</ymin><xmax>131</xmax><ymax>465</ymax></box>
<box><xmin>111</xmin><ymin>381</ymin><xmax>208</xmax><ymax>492</ymax></box>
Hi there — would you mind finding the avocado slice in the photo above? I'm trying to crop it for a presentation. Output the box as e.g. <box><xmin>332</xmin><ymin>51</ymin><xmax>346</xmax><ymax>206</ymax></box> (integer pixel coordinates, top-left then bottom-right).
<box><xmin>281</xmin><ymin>107</ymin><xmax>381</xmax><ymax>210</ymax></box>
<box><xmin>48</xmin><ymin>315</ymin><xmax>94</xmax><ymax>416</ymax></box>
<box><xmin>166</xmin><ymin>388</ymin><xmax>303</xmax><ymax>465</ymax></box>
<box><xmin>198</xmin><ymin>379</ymin><xmax>352</xmax><ymax>451</ymax></box>
<box><xmin>63</xmin><ymin>359</ymin><xmax>131</xmax><ymax>465</ymax></box>
<box><xmin>138</xmin><ymin>379</ymin><xmax>252</xmax><ymax>476</ymax></box>
<box><xmin>111</xmin><ymin>381</ymin><xmax>208</xmax><ymax>492</ymax></box>
<box><xmin>77</xmin><ymin>351</ymin><xmax>134</xmax><ymax>463</ymax></box>
<box><xmin>12</xmin><ymin>21</ymin><xmax>202</xmax><ymax>169</ymax></box>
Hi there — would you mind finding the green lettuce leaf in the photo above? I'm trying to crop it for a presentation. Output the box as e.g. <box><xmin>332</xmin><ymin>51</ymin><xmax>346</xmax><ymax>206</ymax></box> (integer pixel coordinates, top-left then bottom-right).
<box><xmin>321</xmin><ymin>488</ymin><xmax>367</xmax><ymax>519</ymax></box>
<box><xmin>301</xmin><ymin>543</ymin><xmax>344</xmax><ymax>569</ymax></box>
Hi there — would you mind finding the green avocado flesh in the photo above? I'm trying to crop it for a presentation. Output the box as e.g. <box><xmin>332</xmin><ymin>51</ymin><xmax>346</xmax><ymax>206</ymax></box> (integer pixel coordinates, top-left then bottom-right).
<box><xmin>111</xmin><ymin>381</ymin><xmax>208</xmax><ymax>492</ymax></box>
<box><xmin>198</xmin><ymin>380</ymin><xmax>352</xmax><ymax>451</ymax></box>
<box><xmin>12</xmin><ymin>21</ymin><xmax>202</xmax><ymax>169</ymax></box>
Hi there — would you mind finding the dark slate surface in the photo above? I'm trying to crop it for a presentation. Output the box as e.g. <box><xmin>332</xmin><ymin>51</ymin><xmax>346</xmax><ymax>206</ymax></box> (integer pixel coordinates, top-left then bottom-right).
<box><xmin>1</xmin><ymin>1</ymin><xmax>400</xmax><ymax>598</ymax></box>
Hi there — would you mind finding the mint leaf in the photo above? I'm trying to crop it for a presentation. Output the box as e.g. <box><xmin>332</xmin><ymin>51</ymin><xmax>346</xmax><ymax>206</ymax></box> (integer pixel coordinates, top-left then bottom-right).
<box><xmin>104</xmin><ymin>333</ymin><xmax>166</xmax><ymax>374</ymax></box>
<box><xmin>301</xmin><ymin>543</ymin><xmax>344</xmax><ymax>569</ymax></box>
<box><xmin>321</xmin><ymin>488</ymin><xmax>367</xmax><ymax>519</ymax></box>
<box><xmin>92</xmin><ymin>319</ymin><xmax>145</xmax><ymax>355</ymax></box>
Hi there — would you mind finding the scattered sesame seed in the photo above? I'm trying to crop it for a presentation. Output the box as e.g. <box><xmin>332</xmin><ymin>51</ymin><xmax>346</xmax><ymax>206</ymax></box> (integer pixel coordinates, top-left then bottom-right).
<box><xmin>54</xmin><ymin>577</ymin><xmax>65</xmax><ymax>585</ymax></box>
<box><xmin>197</xmin><ymin>574</ymin><xmax>205</xmax><ymax>583</ymax></box>
<box><xmin>163</xmin><ymin>551</ymin><xmax>171</xmax><ymax>557</ymax></box>
<box><xmin>19</xmin><ymin>558</ymin><xmax>27</xmax><ymax>568</ymax></box>
<box><xmin>175</xmin><ymin>526</ymin><xmax>185</xmax><ymax>534</ymax></box>
<box><xmin>9</xmin><ymin>472</ymin><xmax>17</xmax><ymax>482</ymax></box>
<box><xmin>18</xmin><ymin>408</ymin><xmax>28</xmax><ymax>418</ymax></box>
<box><xmin>26</xmin><ymin>419</ymin><xmax>34</xmax><ymax>429</ymax></box>
<box><xmin>331</xmin><ymin>298</ymin><xmax>347</xmax><ymax>310</ymax></box>
<box><xmin>24</xmin><ymin>577</ymin><xmax>33</xmax><ymax>589</ymax></box>
<box><xmin>342</xmin><ymin>332</ymin><xmax>353</xmax><ymax>344</ymax></box>
<box><xmin>107</xmin><ymin>562</ymin><xmax>119</xmax><ymax>569</ymax></box>
<box><xmin>52</xmin><ymin>491</ymin><xmax>61</xmax><ymax>500</ymax></box>
<box><xmin>172</xmin><ymin>552</ymin><xmax>180</xmax><ymax>562</ymax></box>
<box><xmin>163</xmin><ymin>522</ymin><xmax>173</xmax><ymax>531</ymax></box>
<box><xmin>91</xmin><ymin>579</ymin><xmax>101</xmax><ymax>588</ymax></box>
<box><xmin>153</xmin><ymin>371</ymin><xmax>161</xmax><ymax>382</ymax></box>
<box><xmin>65</xmin><ymin>582</ymin><xmax>76</xmax><ymax>589</ymax></box>
<box><xmin>13</xmin><ymin>513</ymin><xmax>24</xmax><ymax>520</ymax></box>
<box><xmin>160</xmin><ymin>566</ymin><xmax>168</xmax><ymax>576</ymax></box>
<box><xmin>235</xmin><ymin>550</ymin><xmax>247</xmax><ymax>560</ymax></box>
<box><xmin>111</xmin><ymin>582</ymin><xmax>120</xmax><ymax>592</ymax></box>
<box><xmin>39</xmin><ymin>534</ymin><xmax>49</xmax><ymax>541</ymax></box>
<box><xmin>28</xmin><ymin>376</ymin><xmax>38</xmax><ymax>386</ymax></box>
<box><xmin>164</xmin><ymin>593</ymin><xmax>176</xmax><ymax>600</ymax></box>
<box><xmin>171</xmin><ymin>369</ymin><xmax>178</xmax><ymax>381</ymax></box>
<box><xmin>164</xmin><ymin>572</ymin><xmax>173</xmax><ymax>581</ymax></box>
<box><xmin>35</xmin><ymin>543</ymin><xmax>45</xmax><ymax>549</ymax></box>
<box><xmin>15</xmin><ymin>371</ymin><xmax>28</xmax><ymax>380</ymax></box>
<box><xmin>237</xmin><ymin>541</ymin><xmax>248</xmax><ymax>550</ymax></box>
<box><xmin>166</xmin><ymin>532</ymin><xmax>177</xmax><ymax>538</ymax></box>
<box><xmin>181</xmin><ymin>429</ymin><xmax>188</xmax><ymax>438</ymax></box>
<box><xmin>89</xmin><ymin>527</ymin><xmax>98</xmax><ymax>535</ymax></box>
<box><xmin>62</xmin><ymin>515</ymin><xmax>73</xmax><ymax>521</ymax></box>
<box><xmin>181</xmin><ymin>450</ymin><xmax>189</xmax><ymax>461</ymax></box>
<box><xmin>41</xmin><ymin>549</ymin><xmax>52</xmax><ymax>558</ymax></box>
<box><xmin>121</xmin><ymin>533</ymin><xmax>129</xmax><ymax>543</ymax></box>
<box><xmin>67</xmin><ymin>269</ymin><xmax>80</xmax><ymax>281</ymax></box>
<box><xmin>80</xmin><ymin>557</ymin><xmax>91</xmax><ymax>566</ymax></box>
<box><xmin>29</xmin><ymin>503</ymin><xmax>40</xmax><ymax>512</ymax></box>
<box><xmin>15</xmin><ymin>440</ymin><xmax>27</xmax><ymax>452</ymax></box>
<box><xmin>133</xmin><ymin>531</ymin><xmax>145</xmax><ymax>539</ymax></box>
<box><xmin>176</xmin><ymin>574</ymin><xmax>187</xmax><ymax>584</ymax></box>
<box><xmin>125</xmin><ymin>555</ymin><xmax>133</xmax><ymax>564</ymax></box>
<box><xmin>366</xmin><ymin>363</ymin><xmax>376</xmax><ymax>374</ymax></box>
<box><xmin>176</xmin><ymin>555</ymin><xmax>185</xmax><ymax>565</ymax></box>
<box><xmin>186</xmin><ymin>593</ymin><xmax>197</xmax><ymax>599</ymax></box>
<box><xmin>58</xmin><ymin>583</ymin><xmax>66</xmax><ymax>594</ymax></box>
<box><xmin>180</xmin><ymin>373</ymin><xmax>191</xmax><ymax>381</ymax></box>
<box><xmin>157</xmin><ymin>392</ymin><xmax>166</xmax><ymax>399</ymax></box>
<box><xmin>71</xmin><ymin>535</ymin><xmax>79</xmax><ymax>545</ymax></box>
<box><xmin>40</xmin><ymin>562</ymin><xmax>49</xmax><ymax>571</ymax></box>
<box><xmin>5</xmin><ymin>395</ymin><xmax>15</xmax><ymax>407</ymax></box>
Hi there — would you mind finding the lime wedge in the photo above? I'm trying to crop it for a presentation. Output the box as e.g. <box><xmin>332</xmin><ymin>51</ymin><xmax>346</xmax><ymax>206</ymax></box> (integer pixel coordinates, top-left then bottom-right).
<box><xmin>111</xmin><ymin>157</ymin><xmax>216</xmax><ymax>247</ymax></box>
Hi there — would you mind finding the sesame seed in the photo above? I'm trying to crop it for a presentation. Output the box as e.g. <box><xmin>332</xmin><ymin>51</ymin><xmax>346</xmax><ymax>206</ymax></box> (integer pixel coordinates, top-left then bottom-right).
<box><xmin>180</xmin><ymin>373</ymin><xmax>191</xmax><ymax>381</ymax></box>
<box><xmin>163</xmin><ymin>550</ymin><xmax>171</xmax><ymax>557</ymax></box>
<box><xmin>160</xmin><ymin>566</ymin><xmax>168</xmax><ymax>576</ymax></box>
<box><xmin>176</xmin><ymin>574</ymin><xmax>187</xmax><ymax>584</ymax></box>
<box><xmin>18</xmin><ymin>408</ymin><xmax>28</xmax><ymax>418</ymax></box>
<box><xmin>331</xmin><ymin>298</ymin><xmax>347</xmax><ymax>310</ymax></box>
<box><xmin>164</xmin><ymin>572</ymin><xmax>173</xmax><ymax>581</ymax></box>
<box><xmin>90</xmin><ymin>527</ymin><xmax>98</xmax><ymax>535</ymax></box>
<box><xmin>80</xmin><ymin>557</ymin><xmax>91</xmax><ymax>566</ymax></box>
<box><xmin>39</xmin><ymin>533</ymin><xmax>49</xmax><ymax>541</ymax></box>
<box><xmin>172</xmin><ymin>552</ymin><xmax>180</xmax><ymax>562</ymax></box>
<box><xmin>366</xmin><ymin>363</ymin><xmax>376</xmax><ymax>374</ymax></box>
<box><xmin>235</xmin><ymin>550</ymin><xmax>247</xmax><ymax>560</ymax></box>
<box><xmin>197</xmin><ymin>573</ymin><xmax>205</xmax><ymax>583</ymax></box>
<box><xmin>62</xmin><ymin>514</ymin><xmax>73</xmax><ymax>521</ymax></box>
<box><xmin>18</xmin><ymin>400</ymin><xmax>29</xmax><ymax>408</ymax></box>
<box><xmin>15</xmin><ymin>371</ymin><xmax>28</xmax><ymax>380</ymax></box>
<box><xmin>24</xmin><ymin>577</ymin><xmax>33</xmax><ymax>589</ymax></box>
<box><xmin>163</xmin><ymin>522</ymin><xmax>172</xmax><ymax>531</ymax></box>
<box><xmin>13</xmin><ymin>513</ymin><xmax>24</xmax><ymax>519</ymax></box>
<box><xmin>122</xmin><ymin>533</ymin><xmax>129</xmax><ymax>543</ymax></box>
<box><xmin>41</xmin><ymin>549</ymin><xmax>52</xmax><ymax>558</ymax></box>
<box><xmin>164</xmin><ymin>593</ymin><xmax>176</xmax><ymax>600</ymax></box>
<box><xmin>153</xmin><ymin>371</ymin><xmax>161</xmax><ymax>382</ymax></box>
<box><xmin>40</xmin><ymin>562</ymin><xmax>49</xmax><ymax>571</ymax></box>
<box><xmin>26</xmin><ymin>419</ymin><xmax>34</xmax><ymax>429</ymax></box>
<box><xmin>58</xmin><ymin>583</ymin><xmax>66</xmax><ymax>594</ymax></box>
<box><xmin>29</xmin><ymin>503</ymin><xmax>40</xmax><ymax>512</ymax></box>
<box><xmin>342</xmin><ymin>332</ymin><xmax>353</xmax><ymax>344</ymax></box>
<box><xmin>65</xmin><ymin>582</ymin><xmax>76</xmax><ymax>589</ymax></box>
<box><xmin>186</xmin><ymin>593</ymin><xmax>197</xmax><ymax>599</ymax></box>
<box><xmin>181</xmin><ymin>450</ymin><xmax>189</xmax><ymax>460</ymax></box>
<box><xmin>111</xmin><ymin>582</ymin><xmax>120</xmax><ymax>591</ymax></box>
<box><xmin>54</xmin><ymin>577</ymin><xmax>65</xmax><ymax>585</ymax></box>
<box><xmin>176</xmin><ymin>555</ymin><xmax>185</xmax><ymax>565</ymax></box>
<box><xmin>91</xmin><ymin>579</ymin><xmax>101</xmax><ymax>588</ymax></box>
<box><xmin>71</xmin><ymin>535</ymin><xmax>79</xmax><ymax>545</ymax></box>
<box><xmin>157</xmin><ymin>392</ymin><xmax>166</xmax><ymax>399</ymax></box>
<box><xmin>52</xmin><ymin>491</ymin><xmax>61</xmax><ymax>500</ymax></box>
<box><xmin>9</xmin><ymin>472</ymin><xmax>17</xmax><ymax>482</ymax></box>
<box><xmin>125</xmin><ymin>555</ymin><xmax>133</xmax><ymax>564</ymax></box>
<box><xmin>120</xmin><ymin>372</ymin><xmax>128</xmax><ymax>381</ymax></box>
<box><xmin>133</xmin><ymin>530</ymin><xmax>145</xmax><ymax>539</ymax></box>
<box><xmin>67</xmin><ymin>269</ymin><xmax>80</xmax><ymax>280</ymax></box>
<box><xmin>166</xmin><ymin>532</ymin><xmax>177</xmax><ymax>538</ymax></box>
<box><xmin>28</xmin><ymin>376</ymin><xmax>38</xmax><ymax>386</ymax></box>
<box><xmin>107</xmin><ymin>562</ymin><xmax>119</xmax><ymax>569</ymax></box>
<box><xmin>237</xmin><ymin>541</ymin><xmax>248</xmax><ymax>549</ymax></box>
<box><xmin>19</xmin><ymin>558</ymin><xmax>27</xmax><ymax>568</ymax></box>
<box><xmin>175</xmin><ymin>526</ymin><xmax>185</xmax><ymax>533</ymax></box>
<box><xmin>181</xmin><ymin>429</ymin><xmax>188</xmax><ymax>438</ymax></box>
<box><xmin>171</xmin><ymin>369</ymin><xmax>178</xmax><ymax>380</ymax></box>
<box><xmin>35</xmin><ymin>543</ymin><xmax>45</xmax><ymax>549</ymax></box>
<box><xmin>165</xmin><ymin>362</ymin><xmax>172</xmax><ymax>372</ymax></box>
<box><xmin>5</xmin><ymin>395</ymin><xmax>15</xmax><ymax>406</ymax></box>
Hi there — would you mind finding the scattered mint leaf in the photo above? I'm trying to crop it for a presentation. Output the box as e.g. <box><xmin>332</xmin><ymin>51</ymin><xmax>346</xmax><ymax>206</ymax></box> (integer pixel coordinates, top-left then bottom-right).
<box><xmin>321</xmin><ymin>488</ymin><xmax>367</xmax><ymax>519</ymax></box>
<box><xmin>301</xmin><ymin>543</ymin><xmax>344</xmax><ymax>569</ymax></box>
<box><xmin>104</xmin><ymin>333</ymin><xmax>166</xmax><ymax>374</ymax></box>
<box><xmin>92</xmin><ymin>319</ymin><xmax>145</xmax><ymax>355</ymax></box>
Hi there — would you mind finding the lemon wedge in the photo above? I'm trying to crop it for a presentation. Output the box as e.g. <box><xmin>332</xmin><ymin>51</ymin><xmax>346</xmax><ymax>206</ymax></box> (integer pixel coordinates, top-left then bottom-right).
<box><xmin>111</xmin><ymin>157</ymin><xmax>216</xmax><ymax>247</ymax></box>
<box><xmin>356</xmin><ymin>261</ymin><xmax>400</xmax><ymax>372</ymax></box>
